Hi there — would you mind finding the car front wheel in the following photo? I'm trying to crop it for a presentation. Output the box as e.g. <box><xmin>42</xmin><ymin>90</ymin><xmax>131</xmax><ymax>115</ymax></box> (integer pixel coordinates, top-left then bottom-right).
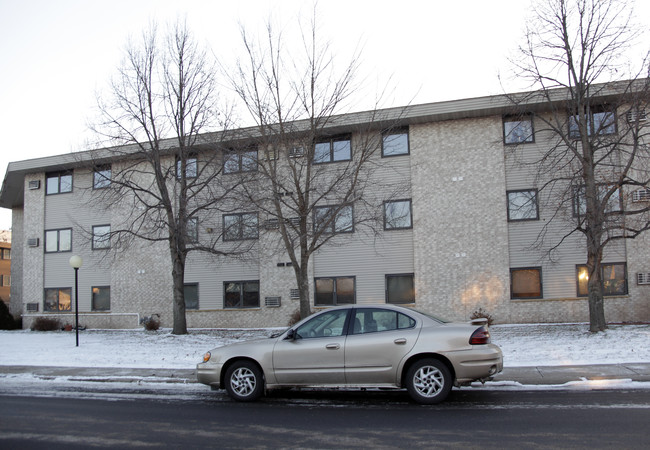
<box><xmin>224</xmin><ymin>361</ymin><xmax>264</xmax><ymax>402</ymax></box>
<box><xmin>405</xmin><ymin>358</ymin><xmax>452</xmax><ymax>404</ymax></box>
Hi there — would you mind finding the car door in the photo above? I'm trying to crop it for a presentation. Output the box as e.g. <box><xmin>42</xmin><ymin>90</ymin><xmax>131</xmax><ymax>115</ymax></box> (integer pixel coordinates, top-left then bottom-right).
<box><xmin>272</xmin><ymin>308</ymin><xmax>349</xmax><ymax>385</ymax></box>
<box><xmin>344</xmin><ymin>308</ymin><xmax>419</xmax><ymax>385</ymax></box>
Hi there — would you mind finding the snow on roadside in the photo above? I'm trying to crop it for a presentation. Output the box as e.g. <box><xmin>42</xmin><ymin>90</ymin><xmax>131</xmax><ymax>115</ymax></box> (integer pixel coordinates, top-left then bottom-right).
<box><xmin>0</xmin><ymin>328</ymin><xmax>279</xmax><ymax>369</ymax></box>
<box><xmin>0</xmin><ymin>322</ymin><xmax>649</xmax><ymax>370</ymax></box>
<box><xmin>490</xmin><ymin>323</ymin><xmax>650</xmax><ymax>367</ymax></box>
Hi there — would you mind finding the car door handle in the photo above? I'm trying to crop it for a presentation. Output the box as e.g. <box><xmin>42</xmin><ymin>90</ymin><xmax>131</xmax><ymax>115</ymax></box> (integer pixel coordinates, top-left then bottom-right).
<box><xmin>326</xmin><ymin>343</ymin><xmax>341</xmax><ymax>350</ymax></box>
<box><xmin>394</xmin><ymin>338</ymin><xmax>407</xmax><ymax>345</ymax></box>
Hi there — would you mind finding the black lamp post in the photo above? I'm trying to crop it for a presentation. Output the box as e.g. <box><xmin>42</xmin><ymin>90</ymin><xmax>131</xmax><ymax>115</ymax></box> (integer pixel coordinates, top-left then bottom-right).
<box><xmin>69</xmin><ymin>255</ymin><xmax>83</xmax><ymax>347</ymax></box>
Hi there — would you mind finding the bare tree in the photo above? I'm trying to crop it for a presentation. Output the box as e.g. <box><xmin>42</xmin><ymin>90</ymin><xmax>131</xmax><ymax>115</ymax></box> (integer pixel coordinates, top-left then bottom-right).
<box><xmin>506</xmin><ymin>0</ymin><xmax>650</xmax><ymax>331</ymax></box>
<box><xmin>89</xmin><ymin>21</ymin><xmax>240</xmax><ymax>334</ymax></box>
<box><xmin>224</xmin><ymin>12</ymin><xmax>405</xmax><ymax>320</ymax></box>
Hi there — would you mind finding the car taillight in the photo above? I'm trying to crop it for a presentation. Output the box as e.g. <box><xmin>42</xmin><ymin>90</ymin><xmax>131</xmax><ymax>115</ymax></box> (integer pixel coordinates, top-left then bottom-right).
<box><xmin>469</xmin><ymin>327</ymin><xmax>491</xmax><ymax>345</ymax></box>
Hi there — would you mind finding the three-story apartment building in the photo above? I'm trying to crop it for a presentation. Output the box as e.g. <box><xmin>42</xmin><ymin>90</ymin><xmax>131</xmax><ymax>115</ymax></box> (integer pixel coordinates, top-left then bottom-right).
<box><xmin>1</xmin><ymin>84</ymin><xmax>648</xmax><ymax>329</ymax></box>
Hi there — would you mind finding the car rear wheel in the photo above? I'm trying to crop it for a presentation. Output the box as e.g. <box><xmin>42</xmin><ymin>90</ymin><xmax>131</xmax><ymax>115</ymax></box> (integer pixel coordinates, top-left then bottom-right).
<box><xmin>405</xmin><ymin>358</ymin><xmax>452</xmax><ymax>404</ymax></box>
<box><xmin>224</xmin><ymin>361</ymin><xmax>264</xmax><ymax>402</ymax></box>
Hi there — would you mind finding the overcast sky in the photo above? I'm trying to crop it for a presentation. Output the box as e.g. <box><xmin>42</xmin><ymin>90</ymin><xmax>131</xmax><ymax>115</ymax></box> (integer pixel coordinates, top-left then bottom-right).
<box><xmin>1</xmin><ymin>0</ymin><xmax>648</xmax><ymax>231</ymax></box>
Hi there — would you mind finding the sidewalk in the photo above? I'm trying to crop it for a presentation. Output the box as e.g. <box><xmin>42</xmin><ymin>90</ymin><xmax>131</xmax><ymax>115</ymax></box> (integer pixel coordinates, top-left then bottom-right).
<box><xmin>494</xmin><ymin>363</ymin><xmax>650</xmax><ymax>385</ymax></box>
<box><xmin>3</xmin><ymin>363</ymin><xmax>650</xmax><ymax>386</ymax></box>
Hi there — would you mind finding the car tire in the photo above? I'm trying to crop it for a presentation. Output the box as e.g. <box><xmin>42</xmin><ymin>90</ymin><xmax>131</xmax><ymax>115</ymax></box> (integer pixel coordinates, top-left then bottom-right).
<box><xmin>405</xmin><ymin>358</ymin><xmax>452</xmax><ymax>404</ymax></box>
<box><xmin>224</xmin><ymin>361</ymin><xmax>264</xmax><ymax>402</ymax></box>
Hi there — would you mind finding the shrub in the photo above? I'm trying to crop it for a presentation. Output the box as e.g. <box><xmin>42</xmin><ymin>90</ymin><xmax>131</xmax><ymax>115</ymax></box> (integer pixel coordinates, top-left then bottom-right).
<box><xmin>142</xmin><ymin>315</ymin><xmax>160</xmax><ymax>331</ymax></box>
<box><xmin>30</xmin><ymin>316</ymin><xmax>62</xmax><ymax>332</ymax></box>
<box><xmin>0</xmin><ymin>300</ymin><xmax>16</xmax><ymax>330</ymax></box>
<box><xmin>470</xmin><ymin>307</ymin><xmax>495</xmax><ymax>327</ymax></box>
<box><xmin>287</xmin><ymin>309</ymin><xmax>301</xmax><ymax>327</ymax></box>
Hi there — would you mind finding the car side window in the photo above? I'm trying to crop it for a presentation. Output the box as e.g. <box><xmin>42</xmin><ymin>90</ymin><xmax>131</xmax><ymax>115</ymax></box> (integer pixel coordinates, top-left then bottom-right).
<box><xmin>295</xmin><ymin>309</ymin><xmax>348</xmax><ymax>339</ymax></box>
<box><xmin>352</xmin><ymin>309</ymin><xmax>416</xmax><ymax>335</ymax></box>
<box><xmin>398</xmin><ymin>313</ymin><xmax>416</xmax><ymax>329</ymax></box>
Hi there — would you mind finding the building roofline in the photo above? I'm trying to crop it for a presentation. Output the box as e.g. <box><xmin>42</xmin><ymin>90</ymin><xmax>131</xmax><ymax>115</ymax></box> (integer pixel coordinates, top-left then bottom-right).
<box><xmin>1</xmin><ymin>79</ymin><xmax>645</xmax><ymax>210</ymax></box>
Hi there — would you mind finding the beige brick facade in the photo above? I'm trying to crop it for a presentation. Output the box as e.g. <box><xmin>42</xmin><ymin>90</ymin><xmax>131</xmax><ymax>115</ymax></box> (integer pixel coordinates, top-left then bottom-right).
<box><xmin>3</xmin><ymin>86</ymin><xmax>649</xmax><ymax>329</ymax></box>
<box><xmin>410</xmin><ymin>118</ymin><xmax>512</xmax><ymax>322</ymax></box>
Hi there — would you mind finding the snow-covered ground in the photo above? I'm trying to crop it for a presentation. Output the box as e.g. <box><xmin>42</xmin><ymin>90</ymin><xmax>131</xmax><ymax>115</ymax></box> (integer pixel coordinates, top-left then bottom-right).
<box><xmin>1</xmin><ymin>322</ymin><xmax>649</xmax><ymax>369</ymax></box>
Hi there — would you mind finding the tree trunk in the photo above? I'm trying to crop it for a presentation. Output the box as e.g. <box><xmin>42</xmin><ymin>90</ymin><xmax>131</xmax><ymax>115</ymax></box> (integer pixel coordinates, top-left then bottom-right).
<box><xmin>582</xmin><ymin>134</ymin><xmax>607</xmax><ymax>333</ymax></box>
<box><xmin>586</xmin><ymin>252</ymin><xmax>607</xmax><ymax>332</ymax></box>
<box><xmin>170</xmin><ymin>245</ymin><xmax>188</xmax><ymax>335</ymax></box>
<box><xmin>298</xmin><ymin>257</ymin><xmax>312</xmax><ymax>321</ymax></box>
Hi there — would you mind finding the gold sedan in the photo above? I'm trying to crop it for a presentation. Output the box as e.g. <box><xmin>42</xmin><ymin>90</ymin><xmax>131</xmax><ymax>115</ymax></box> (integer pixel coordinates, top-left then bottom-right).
<box><xmin>197</xmin><ymin>304</ymin><xmax>503</xmax><ymax>404</ymax></box>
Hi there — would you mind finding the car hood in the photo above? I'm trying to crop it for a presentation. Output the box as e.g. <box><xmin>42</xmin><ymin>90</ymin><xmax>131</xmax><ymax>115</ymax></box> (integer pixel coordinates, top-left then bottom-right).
<box><xmin>209</xmin><ymin>336</ymin><xmax>279</xmax><ymax>353</ymax></box>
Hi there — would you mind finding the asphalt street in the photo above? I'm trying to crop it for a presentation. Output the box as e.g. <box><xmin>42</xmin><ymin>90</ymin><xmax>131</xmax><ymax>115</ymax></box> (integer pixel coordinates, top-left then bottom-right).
<box><xmin>2</xmin><ymin>389</ymin><xmax>650</xmax><ymax>449</ymax></box>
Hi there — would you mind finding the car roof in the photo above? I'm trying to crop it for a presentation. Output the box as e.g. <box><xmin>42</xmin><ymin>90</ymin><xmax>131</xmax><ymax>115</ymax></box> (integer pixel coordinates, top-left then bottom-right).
<box><xmin>314</xmin><ymin>304</ymin><xmax>435</xmax><ymax>321</ymax></box>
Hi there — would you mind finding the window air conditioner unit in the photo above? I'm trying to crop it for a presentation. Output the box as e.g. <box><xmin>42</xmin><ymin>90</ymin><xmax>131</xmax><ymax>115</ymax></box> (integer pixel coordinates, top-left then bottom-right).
<box><xmin>265</xmin><ymin>296</ymin><xmax>281</xmax><ymax>307</ymax></box>
<box><xmin>632</xmin><ymin>189</ymin><xmax>650</xmax><ymax>202</ymax></box>
<box><xmin>626</xmin><ymin>108</ymin><xmax>647</xmax><ymax>123</ymax></box>
<box><xmin>288</xmin><ymin>147</ymin><xmax>305</xmax><ymax>158</ymax></box>
<box><xmin>28</xmin><ymin>180</ymin><xmax>41</xmax><ymax>190</ymax></box>
<box><xmin>264</xmin><ymin>219</ymin><xmax>280</xmax><ymax>230</ymax></box>
<box><xmin>27</xmin><ymin>238</ymin><xmax>39</xmax><ymax>247</ymax></box>
<box><xmin>262</xmin><ymin>149</ymin><xmax>278</xmax><ymax>161</ymax></box>
<box><xmin>637</xmin><ymin>273</ymin><xmax>650</xmax><ymax>285</ymax></box>
<box><xmin>290</xmin><ymin>289</ymin><xmax>300</xmax><ymax>299</ymax></box>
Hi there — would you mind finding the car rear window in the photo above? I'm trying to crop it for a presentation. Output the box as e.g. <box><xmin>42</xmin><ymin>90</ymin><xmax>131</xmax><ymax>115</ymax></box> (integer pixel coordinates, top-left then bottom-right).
<box><xmin>407</xmin><ymin>307</ymin><xmax>448</xmax><ymax>324</ymax></box>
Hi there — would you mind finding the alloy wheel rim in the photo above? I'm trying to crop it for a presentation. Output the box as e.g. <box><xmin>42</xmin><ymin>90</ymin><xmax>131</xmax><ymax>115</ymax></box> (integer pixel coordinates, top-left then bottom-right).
<box><xmin>413</xmin><ymin>365</ymin><xmax>444</xmax><ymax>397</ymax></box>
<box><xmin>230</xmin><ymin>367</ymin><xmax>256</xmax><ymax>396</ymax></box>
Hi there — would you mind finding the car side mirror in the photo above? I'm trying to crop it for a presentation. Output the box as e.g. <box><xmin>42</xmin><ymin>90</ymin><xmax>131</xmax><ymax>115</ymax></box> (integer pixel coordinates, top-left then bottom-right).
<box><xmin>285</xmin><ymin>329</ymin><xmax>296</xmax><ymax>340</ymax></box>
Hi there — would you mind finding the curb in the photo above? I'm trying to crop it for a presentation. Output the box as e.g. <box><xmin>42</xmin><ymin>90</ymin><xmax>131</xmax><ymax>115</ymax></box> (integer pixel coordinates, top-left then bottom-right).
<box><xmin>3</xmin><ymin>363</ymin><xmax>650</xmax><ymax>386</ymax></box>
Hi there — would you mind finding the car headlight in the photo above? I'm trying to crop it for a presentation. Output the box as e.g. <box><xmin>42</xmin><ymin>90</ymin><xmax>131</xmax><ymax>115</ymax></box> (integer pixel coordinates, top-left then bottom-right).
<box><xmin>202</xmin><ymin>351</ymin><xmax>211</xmax><ymax>363</ymax></box>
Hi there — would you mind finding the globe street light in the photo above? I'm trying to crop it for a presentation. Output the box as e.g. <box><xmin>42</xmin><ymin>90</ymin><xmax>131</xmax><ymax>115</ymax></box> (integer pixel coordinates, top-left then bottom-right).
<box><xmin>69</xmin><ymin>255</ymin><xmax>83</xmax><ymax>347</ymax></box>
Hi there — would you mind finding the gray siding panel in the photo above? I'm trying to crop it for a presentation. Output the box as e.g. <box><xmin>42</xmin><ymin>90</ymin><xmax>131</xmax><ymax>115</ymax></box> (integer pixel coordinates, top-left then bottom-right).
<box><xmin>313</xmin><ymin>231</ymin><xmax>414</xmax><ymax>304</ymax></box>
<box><xmin>186</xmin><ymin>250</ymin><xmax>260</xmax><ymax>309</ymax></box>
<box><xmin>504</xmin><ymin>114</ymin><xmax>629</xmax><ymax>300</ymax></box>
